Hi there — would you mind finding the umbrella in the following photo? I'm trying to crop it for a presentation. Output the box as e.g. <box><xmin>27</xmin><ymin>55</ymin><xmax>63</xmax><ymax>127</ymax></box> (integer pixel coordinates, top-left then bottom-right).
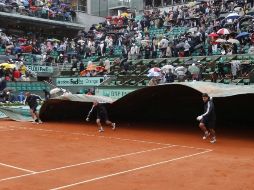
<box><xmin>208</xmin><ymin>32</ymin><xmax>219</xmax><ymax>37</ymax></box>
<box><xmin>234</xmin><ymin>6</ymin><xmax>242</xmax><ymax>12</ymax></box>
<box><xmin>121</xmin><ymin>13</ymin><xmax>129</xmax><ymax>17</ymax></box>
<box><xmin>0</xmin><ymin>63</ymin><xmax>16</xmax><ymax>69</ymax></box>
<box><xmin>147</xmin><ymin>72</ymin><xmax>161</xmax><ymax>77</ymax></box>
<box><xmin>247</xmin><ymin>11</ymin><xmax>254</xmax><ymax>16</ymax></box>
<box><xmin>161</xmin><ymin>65</ymin><xmax>175</xmax><ymax>73</ymax></box>
<box><xmin>188</xmin><ymin>27</ymin><xmax>198</xmax><ymax>33</ymax></box>
<box><xmin>227</xmin><ymin>39</ymin><xmax>240</xmax><ymax>44</ymax></box>
<box><xmin>81</xmin><ymin>65</ymin><xmax>105</xmax><ymax>76</ymax></box>
<box><xmin>239</xmin><ymin>15</ymin><xmax>253</xmax><ymax>22</ymax></box>
<box><xmin>148</xmin><ymin>67</ymin><xmax>161</xmax><ymax>73</ymax></box>
<box><xmin>215</xmin><ymin>38</ymin><xmax>227</xmax><ymax>43</ymax></box>
<box><xmin>217</xmin><ymin>28</ymin><xmax>230</xmax><ymax>35</ymax></box>
<box><xmin>78</xmin><ymin>40</ymin><xmax>85</xmax><ymax>44</ymax></box>
<box><xmin>188</xmin><ymin>64</ymin><xmax>200</xmax><ymax>75</ymax></box>
<box><xmin>236</xmin><ymin>32</ymin><xmax>250</xmax><ymax>38</ymax></box>
<box><xmin>47</xmin><ymin>38</ymin><xmax>60</xmax><ymax>42</ymax></box>
<box><xmin>241</xmin><ymin>21</ymin><xmax>252</xmax><ymax>27</ymax></box>
<box><xmin>86</xmin><ymin>64</ymin><xmax>96</xmax><ymax>71</ymax></box>
<box><xmin>175</xmin><ymin>66</ymin><xmax>187</xmax><ymax>75</ymax></box>
<box><xmin>226</xmin><ymin>12</ymin><xmax>240</xmax><ymax>20</ymax></box>
<box><xmin>187</xmin><ymin>2</ymin><xmax>197</xmax><ymax>7</ymax></box>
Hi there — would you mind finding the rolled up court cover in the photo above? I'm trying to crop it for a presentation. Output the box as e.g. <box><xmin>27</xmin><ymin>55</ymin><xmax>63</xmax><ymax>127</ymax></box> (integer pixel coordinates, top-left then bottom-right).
<box><xmin>40</xmin><ymin>82</ymin><xmax>254</xmax><ymax>125</ymax></box>
<box><xmin>0</xmin><ymin>106</ymin><xmax>35</xmax><ymax>121</ymax></box>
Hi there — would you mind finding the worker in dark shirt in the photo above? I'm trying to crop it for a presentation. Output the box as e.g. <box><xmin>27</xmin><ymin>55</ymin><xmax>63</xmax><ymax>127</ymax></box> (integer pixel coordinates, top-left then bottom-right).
<box><xmin>197</xmin><ymin>93</ymin><xmax>216</xmax><ymax>143</ymax></box>
<box><xmin>86</xmin><ymin>101</ymin><xmax>116</xmax><ymax>132</ymax></box>
<box><xmin>43</xmin><ymin>89</ymin><xmax>51</xmax><ymax>100</ymax></box>
<box><xmin>24</xmin><ymin>92</ymin><xmax>43</xmax><ymax>124</ymax></box>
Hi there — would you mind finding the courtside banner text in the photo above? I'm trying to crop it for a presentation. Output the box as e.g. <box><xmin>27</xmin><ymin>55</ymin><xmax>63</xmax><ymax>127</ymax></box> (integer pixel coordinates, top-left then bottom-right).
<box><xmin>27</xmin><ymin>65</ymin><xmax>54</xmax><ymax>73</ymax></box>
<box><xmin>56</xmin><ymin>77</ymin><xmax>104</xmax><ymax>86</ymax></box>
<box><xmin>95</xmin><ymin>88</ymin><xmax>137</xmax><ymax>100</ymax></box>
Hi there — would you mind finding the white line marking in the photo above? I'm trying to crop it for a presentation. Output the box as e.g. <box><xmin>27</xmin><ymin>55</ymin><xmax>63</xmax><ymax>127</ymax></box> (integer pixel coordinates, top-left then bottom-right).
<box><xmin>8</xmin><ymin>126</ymin><xmax>212</xmax><ymax>151</ymax></box>
<box><xmin>0</xmin><ymin>163</ymin><xmax>35</xmax><ymax>173</ymax></box>
<box><xmin>0</xmin><ymin>145</ymin><xmax>176</xmax><ymax>182</ymax></box>
<box><xmin>0</xmin><ymin>129</ymin><xmax>14</xmax><ymax>132</ymax></box>
<box><xmin>50</xmin><ymin>149</ymin><xmax>212</xmax><ymax>190</ymax></box>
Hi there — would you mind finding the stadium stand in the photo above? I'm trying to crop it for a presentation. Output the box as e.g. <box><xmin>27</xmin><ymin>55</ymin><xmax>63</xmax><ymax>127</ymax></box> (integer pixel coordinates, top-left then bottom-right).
<box><xmin>1</xmin><ymin>0</ymin><xmax>254</xmax><ymax>102</ymax></box>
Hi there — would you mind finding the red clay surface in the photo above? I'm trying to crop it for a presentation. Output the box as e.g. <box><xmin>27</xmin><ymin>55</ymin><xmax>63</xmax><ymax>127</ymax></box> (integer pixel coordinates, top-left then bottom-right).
<box><xmin>0</xmin><ymin>120</ymin><xmax>253</xmax><ymax>190</ymax></box>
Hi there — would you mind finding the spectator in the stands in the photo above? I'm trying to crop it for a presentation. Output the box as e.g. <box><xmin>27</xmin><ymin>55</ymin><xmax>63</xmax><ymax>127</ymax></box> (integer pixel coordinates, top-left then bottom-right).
<box><xmin>165</xmin><ymin>69</ymin><xmax>175</xmax><ymax>83</ymax></box>
<box><xmin>71</xmin><ymin>60</ymin><xmax>77</xmax><ymax>75</ymax></box>
<box><xmin>104</xmin><ymin>58</ymin><xmax>111</xmax><ymax>73</ymax></box>
<box><xmin>79</xmin><ymin>62</ymin><xmax>85</xmax><ymax>73</ymax></box>
<box><xmin>148</xmin><ymin>77</ymin><xmax>159</xmax><ymax>86</ymax></box>
<box><xmin>12</xmin><ymin>68</ymin><xmax>21</xmax><ymax>81</ymax></box>
<box><xmin>43</xmin><ymin>89</ymin><xmax>50</xmax><ymax>100</ymax></box>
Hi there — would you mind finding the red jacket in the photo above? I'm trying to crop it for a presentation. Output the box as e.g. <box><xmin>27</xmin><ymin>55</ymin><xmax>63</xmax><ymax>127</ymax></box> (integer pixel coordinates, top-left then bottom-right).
<box><xmin>13</xmin><ymin>70</ymin><xmax>21</xmax><ymax>79</ymax></box>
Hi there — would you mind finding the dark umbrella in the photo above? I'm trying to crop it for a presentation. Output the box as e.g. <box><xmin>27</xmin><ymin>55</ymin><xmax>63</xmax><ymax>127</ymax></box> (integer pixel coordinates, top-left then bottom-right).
<box><xmin>247</xmin><ymin>11</ymin><xmax>254</xmax><ymax>16</ymax></box>
<box><xmin>239</xmin><ymin>15</ymin><xmax>254</xmax><ymax>22</ymax></box>
<box><xmin>0</xmin><ymin>55</ymin><xmax>16</xmax><ymax>61</ymax></box>
<box><xmin>236</xmin><ymin>32</ymin><xmax>250</xmax><ymax>38</ymax></box>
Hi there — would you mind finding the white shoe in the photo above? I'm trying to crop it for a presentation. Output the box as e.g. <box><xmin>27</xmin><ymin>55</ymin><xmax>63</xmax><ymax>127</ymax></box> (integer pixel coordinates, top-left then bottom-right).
<box><xmin>38</xmin><ymin>120</ymin><xmax>43</xmax><ymax>124</ymax></box>
<box><xmin>99</xmin><ymin>128</ymin><xmax>104</xmax><ymax>133</ymax></box>
<box><xmin>210</xmin><ymin>137</ymin><xmax>216</xmax><ymax>144</ymax></box>
<box><xmin>202</xmin><ymin>132</ymin><xmax>210</xmax><ymax>140</ymax></box>
<box><xmin>112</xmin><ymin>123</ymin><xmax>116</xmax><ymax>130</ymax></box>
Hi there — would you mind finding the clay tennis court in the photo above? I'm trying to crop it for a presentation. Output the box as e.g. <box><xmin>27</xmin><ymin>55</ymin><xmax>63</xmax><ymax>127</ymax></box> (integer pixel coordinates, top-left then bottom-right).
<box><xmin>0</xmin><ymin>120</ymin><xmax>253</xmax><ymax>190</ymax></box>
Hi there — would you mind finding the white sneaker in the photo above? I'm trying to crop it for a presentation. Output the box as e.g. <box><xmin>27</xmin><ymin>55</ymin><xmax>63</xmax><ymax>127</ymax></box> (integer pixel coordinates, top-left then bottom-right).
<box><xmin>203</xmin><ymin>132</ymin><xmax>210</xmax><ymax>140</ymax></box>
<box><xmin>112</xmin><ymin>123</ymin><xmax>116</xmax><ymax>130</ymax></box>
<box><xmin>210</xmin><ymin>137</ymin><xmax>216</xmax><ymax>144</ymax></box>
<box><xmin>38</xmin><ymin>120</ymin><xmax>43</xmax><ymax>124</ymax></box>
<box><xmin>99</xmin><ymin>128</ymin><xmax>104</xmax><ymax>133</ymax></box>
<box><xmin>32</xmin><ymin>121</ymin><xmax>39</xmax><ymax>124</ymax></box>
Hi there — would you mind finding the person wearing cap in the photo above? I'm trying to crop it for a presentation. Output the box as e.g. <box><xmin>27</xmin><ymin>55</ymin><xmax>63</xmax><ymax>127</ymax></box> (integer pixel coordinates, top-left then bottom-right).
<box><xmin>86</xmin><ymin>101</ymin><xmax>116</xmax><ymax>132</ymax></box>
<box><xmin>197</xmin><ymin>93</ymin><xmax>216</xmax><ymax>143</ymax></box>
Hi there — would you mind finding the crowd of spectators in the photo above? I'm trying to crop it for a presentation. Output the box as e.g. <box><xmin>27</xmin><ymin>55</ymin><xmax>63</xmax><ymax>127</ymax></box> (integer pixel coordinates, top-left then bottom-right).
<box><xmin>1</xmin><ymin>0</ymin><xmax>254</xmax><ymax>86</ymax></box>
<box><xmin>0</xmin><ymin>0</ymin><xmax>76</xmax><ymax>22</ymax></box>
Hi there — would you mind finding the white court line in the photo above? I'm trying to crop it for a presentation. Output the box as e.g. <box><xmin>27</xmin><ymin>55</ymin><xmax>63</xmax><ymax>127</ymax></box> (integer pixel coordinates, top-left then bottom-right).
<box><xmin>0</xmin><ymin>145</ymin><xmax>176</xmax><ymax>182</ymax></box>
<box><xmin>0</xmin><ymin>129</ymin><xmax>14</xmax><ymax>132</ymax></box>
<box><xmin>8</xmin><ymin>125</ymin><xmax>212</xmax><ymax>151</ymax></box>
<box><xmin>0</xmin><ymin>163</ymin><xmax>35</xmax><ymax>173</ymax></box>
<box><xmin>0</xmin><ymin>126</ymin><xmax>13</xmax><ymax>131</ymax></box>
<box><xmin>50</xmin><ymin>149</ymin><xmax>212</xmax><ymax>190</ymax></box>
